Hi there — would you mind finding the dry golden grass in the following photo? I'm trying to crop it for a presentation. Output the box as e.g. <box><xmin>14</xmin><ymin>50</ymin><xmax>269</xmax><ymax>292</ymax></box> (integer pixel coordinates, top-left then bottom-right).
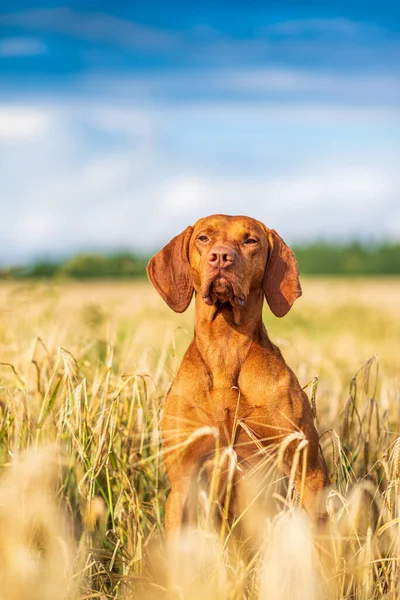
<box><xmin>0</xmin><ymin>277</ymin><xmax>400</xmax><ymax>599</ymax></box>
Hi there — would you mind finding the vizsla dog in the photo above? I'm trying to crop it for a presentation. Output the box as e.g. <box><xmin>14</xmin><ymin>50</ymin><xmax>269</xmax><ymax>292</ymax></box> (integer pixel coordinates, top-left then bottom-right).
<box><xmin>147</xmin><ymin>214</ymin><xmax>329</xmax><ymax>534</ymax></box>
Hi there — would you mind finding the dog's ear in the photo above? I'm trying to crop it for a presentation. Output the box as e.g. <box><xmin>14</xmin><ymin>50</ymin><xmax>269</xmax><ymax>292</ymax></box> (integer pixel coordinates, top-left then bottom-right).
<box><xmin>263</xmin><ymin>229</ymin><xmax>302</xmax><ymax>317</ymax></box>
<box><xmin>146</xmin><ymin>226</ymin><xmax>194</xmax><ymax>313</ymax></box>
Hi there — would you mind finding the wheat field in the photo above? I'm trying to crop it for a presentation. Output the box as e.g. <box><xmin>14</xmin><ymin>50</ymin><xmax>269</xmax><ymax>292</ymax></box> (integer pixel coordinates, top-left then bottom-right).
<box><xmin>0</xmin><ymin>277</ymin><xmax>399</xmax><ymax>600</ymax></box>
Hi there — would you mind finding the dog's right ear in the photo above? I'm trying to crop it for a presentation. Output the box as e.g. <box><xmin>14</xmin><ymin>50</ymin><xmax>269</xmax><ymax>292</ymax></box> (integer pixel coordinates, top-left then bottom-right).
<box><xmin>263</xmin><ymin>229</ymin><xmax>302</xmax><ymax>317</ymax></box>
<box><xmin>146</xmin><ymin>226</ymin><xmax>194</xmax><ymax>313</ymax></box>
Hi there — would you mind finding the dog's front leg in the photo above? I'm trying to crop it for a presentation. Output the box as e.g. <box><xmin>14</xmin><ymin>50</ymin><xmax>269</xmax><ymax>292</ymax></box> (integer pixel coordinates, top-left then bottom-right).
<box><xmin>165</xmin><ymin>467</ymin><xmax>199</xmax><ymax>534</ymax></box>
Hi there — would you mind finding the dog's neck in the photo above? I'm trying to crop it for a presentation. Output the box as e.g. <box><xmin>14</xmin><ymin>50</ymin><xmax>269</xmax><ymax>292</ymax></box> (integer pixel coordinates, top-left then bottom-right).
<box><xmin>193</xmin><ymin>290</ymin><xmax>266</xmax><ymax>385</ymax></box>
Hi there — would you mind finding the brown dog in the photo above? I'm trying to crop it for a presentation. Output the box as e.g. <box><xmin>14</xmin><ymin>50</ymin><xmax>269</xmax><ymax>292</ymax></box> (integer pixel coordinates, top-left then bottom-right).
<box><xmin>147</xmin><ymin>214</ymin><xmax>329</xmax><ymax>534</ymax></box>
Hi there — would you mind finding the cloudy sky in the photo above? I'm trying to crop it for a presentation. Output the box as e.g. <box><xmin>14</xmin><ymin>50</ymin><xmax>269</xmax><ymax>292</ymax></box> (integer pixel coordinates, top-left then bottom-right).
<box><xmin>0</xmin><ymin>1</ymin><xmax>399</xmax><ymax>265</ymax></box>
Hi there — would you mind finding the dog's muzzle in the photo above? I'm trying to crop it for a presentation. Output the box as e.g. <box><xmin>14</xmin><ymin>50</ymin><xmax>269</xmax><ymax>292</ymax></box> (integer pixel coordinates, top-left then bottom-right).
<box><xmin>202</xmin><ymin>274</ymin><xmax>246</xmax><ymax>307</ymax></box>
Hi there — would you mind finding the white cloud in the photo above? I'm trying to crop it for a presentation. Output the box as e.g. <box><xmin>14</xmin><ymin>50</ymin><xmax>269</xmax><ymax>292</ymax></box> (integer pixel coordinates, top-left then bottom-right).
<box><xmin>217</xmin><ymin>69</ymin><xmax>400</xmax><ymax>102</ymax></box>
<box><xmin>0</xmin><ymin>107</ymin><xmax>51</xmax><ymax>139</ymax></box>
<box><xmin>81</xmin><ymin>67</ymin><xmax>400</xmax><ymax>110</ymax></box>
<box><xmin>160</xmin><ymin>167</ymin><xmax>397</xmax><ymax>230</ymax></box>
<box><xmin>162</xmin><ymin>177</ymin><xmax>215</xmax><ymax>216</ymax></box>
<box><xmin>0</xmin><ymin>98</ymin><xmax>398</xmax><ymax>264</ymax></box>
<box><xmin>18</xmin><ymin>213</ymin><xmax>54</xmax><ymax>238</ymax></box>
<box><xmin>0</xmin><ymin>8</ymin><xmax>177</xmax><ymax>51</ymax></box>
<box><xmin>0</xmin><ymin>37</ymin><xmax>46</xmax><ymax>57</ymax></box>
<box><xmin>386</xmin><ymin>214</ymin><xmax>400</xmax><ymax>239</ymax></box>
<box><xmin>265</xmin><ymin>18</ymin><xmax>368</xmax><ymax>37</ymax></box>
<box><xmin>85</xmin><ymin>107</ymin><xmax>154</xmax><ymax>137</ymax></box>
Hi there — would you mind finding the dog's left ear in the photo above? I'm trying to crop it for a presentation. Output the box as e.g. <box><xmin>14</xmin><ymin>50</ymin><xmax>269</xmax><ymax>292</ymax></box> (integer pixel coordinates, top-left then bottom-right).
<box><xmin>146</xmin><ymin>226</ymin><xmax>194</xmax><ymax>313</ymax></box>
<box><xmin>263</xmin><ymin>229</ymin><xmax>302</xmax><ymax>317</ymax></box>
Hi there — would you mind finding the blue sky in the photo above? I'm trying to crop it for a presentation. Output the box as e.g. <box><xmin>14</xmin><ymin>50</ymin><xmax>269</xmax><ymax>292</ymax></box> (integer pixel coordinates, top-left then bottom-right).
<box><xmin>0</xmin><ymin>1</ymin><xmax>399</xmax><ymax>264</ymax></box>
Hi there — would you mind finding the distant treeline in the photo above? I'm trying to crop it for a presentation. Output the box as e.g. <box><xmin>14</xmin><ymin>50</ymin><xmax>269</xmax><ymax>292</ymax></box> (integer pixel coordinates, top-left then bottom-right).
<box><xmin>1</xmin><ymin>243</ymin><xmax>400</xmax><ymax>279</ymax></box>
<box><xmin>2</xmin><ymin>252</ymin><xmax>149</xmax><ymax>279</ymax></box>
<box><xmin>294</xmin><ymin>242</ymin><xmax>400</xmax><ymax>276</ymax></box>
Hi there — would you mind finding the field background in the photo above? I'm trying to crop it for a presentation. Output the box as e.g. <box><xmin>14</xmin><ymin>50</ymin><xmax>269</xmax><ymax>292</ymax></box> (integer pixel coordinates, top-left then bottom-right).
<box><xmin>0</xmin><ymin>277</ymin><xmax>399</xmax><ymax>599</ymax></box>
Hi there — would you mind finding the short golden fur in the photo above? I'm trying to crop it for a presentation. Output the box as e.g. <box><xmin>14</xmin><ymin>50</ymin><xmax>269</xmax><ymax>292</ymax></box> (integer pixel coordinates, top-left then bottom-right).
<box><xmin>147</xmin><ymin>214</ymin><xmax>329</xmax><ymax>533</ymax></box>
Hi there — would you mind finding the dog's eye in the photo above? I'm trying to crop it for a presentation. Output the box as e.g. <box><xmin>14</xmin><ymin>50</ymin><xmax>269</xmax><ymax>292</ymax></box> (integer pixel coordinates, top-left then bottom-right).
<box><xmin>198</xmin><ymin>235</ymin><xmax>209</xmax><ymax>242</ymax></box>
<box><xmin>243</xmin><ymin>238</ymin><xmax>258</xmax><ymax>245</ymax></box>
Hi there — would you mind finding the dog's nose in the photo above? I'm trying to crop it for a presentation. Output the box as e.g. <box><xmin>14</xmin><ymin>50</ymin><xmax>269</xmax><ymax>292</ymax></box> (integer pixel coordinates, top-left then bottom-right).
<box><xmin>208</xmin><ymin>245</ymin><xmax>235</xmax><ymax>269</ymax></box>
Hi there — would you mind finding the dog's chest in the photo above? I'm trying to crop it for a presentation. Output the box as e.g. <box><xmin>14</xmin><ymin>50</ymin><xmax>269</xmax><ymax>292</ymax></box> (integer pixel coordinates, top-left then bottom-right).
<box><xmin>171</xmin><ymin>337</ymin><xmax>282</xmax><ymax>441</ymax></box>
<box><xmin>197</xmin><ymin>366</ymin><xmax>268</xmax><ymax>435</ymax></box>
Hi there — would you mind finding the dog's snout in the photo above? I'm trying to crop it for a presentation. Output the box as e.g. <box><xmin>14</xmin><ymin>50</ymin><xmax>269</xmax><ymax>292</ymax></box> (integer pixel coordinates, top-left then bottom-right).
<box><xmin>208</xmin><ymin>245</ymin><xmax>236</xmax><ymax>269</ymax></box>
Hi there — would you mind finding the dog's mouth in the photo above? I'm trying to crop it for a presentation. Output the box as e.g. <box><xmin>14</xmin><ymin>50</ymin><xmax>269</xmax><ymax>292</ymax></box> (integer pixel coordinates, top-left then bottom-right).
<box><xmin>202</xmin><ymin>276</ymin><xmax>246</xmax><ymax>308</ymax></box>
<box><xmin>213</xmin><ymin>299</ymin><xmax>234</xmax><ymax>319</ymax></box>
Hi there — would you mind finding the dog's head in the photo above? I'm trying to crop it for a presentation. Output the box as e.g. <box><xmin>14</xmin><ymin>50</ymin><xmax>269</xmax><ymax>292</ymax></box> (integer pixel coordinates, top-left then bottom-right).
<box><xmin>147</xmin><ymin>214</ymin><xmax>301</xmax><ymax>317</ymax></box>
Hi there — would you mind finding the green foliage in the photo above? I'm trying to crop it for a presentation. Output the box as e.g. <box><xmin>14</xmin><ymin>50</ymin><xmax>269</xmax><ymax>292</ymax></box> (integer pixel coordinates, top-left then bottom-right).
<box><xmin>4</xmin><ymin>252</ymin><xmax>148</xmax><ymax>280</ymax></box>
<box><xmin>293</xmin><ymin>242</ymin><xmax>400</xmax><ymax>275</ymax></box>
<box><xmin>2</xmin><ymin>243</ymin><xmax>400</xmax><ymax>279</ymax></box>
<box><xmin>24</xmin><ymin>260</ymin><xmax>60</xmax><ymax>278</ymax></box>
<box><xmin>57</xmin><ymin>252</ymin><xmax>148</xmax><ymax>279</ymax></box>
